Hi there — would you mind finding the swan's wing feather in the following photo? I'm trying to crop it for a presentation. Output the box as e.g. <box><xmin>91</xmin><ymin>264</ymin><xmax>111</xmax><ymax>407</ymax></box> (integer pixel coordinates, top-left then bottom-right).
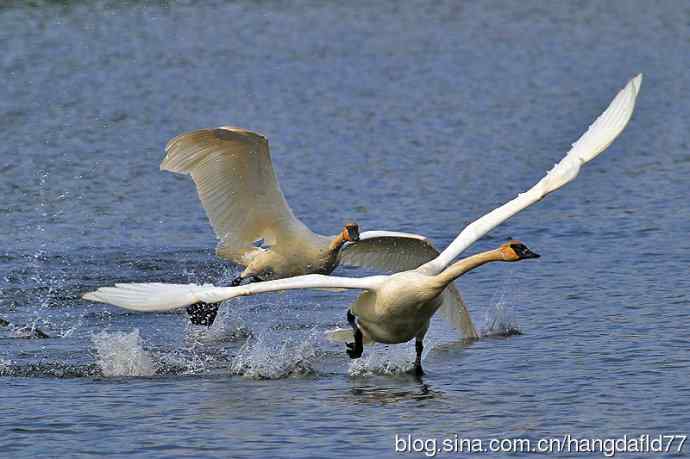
<box><xmin>422</xmin><ymin>74</ymin><xmax>643</xmax><ymax>274</ymax></box>
<box><xmin>82</xmin><ymin>282</ymin><xmax>218</xmax><ymax>312</ymax></box>
<box><xmin>437</xmin><ymin>283</ymin><xmax>479</xmax><ymax>339</ymax></box>
<box><xmin>82</xmin><ymin>275</ymin><xmax>385</xmax><ymax>312</ymax></box>
<box><xmin>339</xmin><ymin>231</ymin><xmax>440</xmax><ymax>272</ymax></box>
<box><xmin>161</xmin><ymin>127</ymin><xmax>313</xmax><ymax>262</ymax></box>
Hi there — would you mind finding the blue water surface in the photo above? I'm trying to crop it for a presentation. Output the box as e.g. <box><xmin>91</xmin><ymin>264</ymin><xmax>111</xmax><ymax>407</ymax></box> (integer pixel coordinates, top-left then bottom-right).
<box><xmin>1</xmin><ymin>1</ymin><xmax>689</xmax><ymax>458</ymax></box>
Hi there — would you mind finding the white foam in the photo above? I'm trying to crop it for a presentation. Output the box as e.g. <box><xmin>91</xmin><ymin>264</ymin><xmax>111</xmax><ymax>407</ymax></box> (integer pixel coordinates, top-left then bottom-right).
<box><xmin>157</xmin><ymin>349</ymin><xmax>216</xmax><ymax>375</ymax></box>
<box><xmin>60</xmin><ymin>322</ymin><xmax>80</xmax><ymax>338</ymax></box>
<box><xmin>185</xmin><ymin>306</ymin><xmax>251</xmax><ymax>344</ymax></box>
<box><xmin>92</xmin><ymin>329</ymin><xmax>156</xmax><ymax>377</ymax></box>
<box><xmin>480</xmin><ymin>298</ymin><xmax>522</xmax><ymax>337</ymax></box>
<box><xmin>476</xmin><ymin>269</ymin><xmax>523</xmax><ymax>337</ymax></box>
<box><xmin>230</xmin><ymin>333</ymin><xmax>317</xmax><ymax>379</ymax></box>
<box><xmin>348</xmin><ymin>346</ymin><xmax>415</xmax><ymax>376</ymax></box>
<box><xmin>0</xmin><ymin>358</ymin><xmax>11</xmax><ymax>376</ymax></box>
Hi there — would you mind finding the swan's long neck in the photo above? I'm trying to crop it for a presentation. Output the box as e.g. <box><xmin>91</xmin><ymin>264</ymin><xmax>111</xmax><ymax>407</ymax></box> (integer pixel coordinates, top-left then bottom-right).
<box><xmin>433</xmin><ymin>249</ymin><xmax>505</xmax><ymax>288</ymax></box>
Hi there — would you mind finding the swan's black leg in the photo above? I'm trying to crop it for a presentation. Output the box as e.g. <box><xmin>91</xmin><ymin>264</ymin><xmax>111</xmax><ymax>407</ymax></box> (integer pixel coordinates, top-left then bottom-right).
<box><xmin>186</xmin><ymin>275</ymin><xmax>259</xmax><ymax>326</ymax></box>
<box><xmin>186</xmin><ymin>302</ymin><xmax>220</xmax><ymax>327</ymax></box>
<box><xmin>188</xmin><ymin>275</ymin><xmax>240</xmax><ymax>326</ymax></box>
<box><xmin>414</xmin><ymin>339</ymin><xmax>424</xmax><ymax>376</ymax></box>
<box><xmin>345</xmin><ymin>309</ymin><xmax>363</xmax><ymax>359</ymax></box>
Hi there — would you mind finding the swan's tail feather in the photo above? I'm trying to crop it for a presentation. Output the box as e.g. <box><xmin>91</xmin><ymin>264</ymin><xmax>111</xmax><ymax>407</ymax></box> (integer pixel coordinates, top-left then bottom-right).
<box><xmin>82</xmin><ymin>282</ymin><xmax>217</xmax><ymax>312</ymax></box>
<box><xmin>325</xmin><ymin>327</ymin><xmax>374</xmax><ymax>345</ymax></box>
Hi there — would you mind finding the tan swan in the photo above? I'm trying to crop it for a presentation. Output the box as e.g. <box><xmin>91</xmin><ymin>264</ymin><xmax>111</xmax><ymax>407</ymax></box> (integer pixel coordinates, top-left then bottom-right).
<box><xmin>84</xmin><ymin>74</ymin><xmax>642</xmax><ymax>373</ymax></box>
<box><xmin>161</xmin><ymin>126</ymin><xmax>472</xmax><ymax>331</ymax></box>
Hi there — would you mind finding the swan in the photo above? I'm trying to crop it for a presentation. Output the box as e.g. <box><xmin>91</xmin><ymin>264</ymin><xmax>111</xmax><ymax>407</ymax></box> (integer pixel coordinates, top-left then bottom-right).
<box><xmin>83</xmin><ymin>74</ymin><xmax>642</xmax><ymax>373</ymax></box>
<box><xmin>160</xmin><ymin>126</ymin><xmax>472</xmax><ymax>330</ymax></box>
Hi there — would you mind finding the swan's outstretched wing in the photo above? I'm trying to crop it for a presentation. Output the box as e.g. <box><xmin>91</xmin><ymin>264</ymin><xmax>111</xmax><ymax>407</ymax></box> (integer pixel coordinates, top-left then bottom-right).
<box><xmin>339</xmin><ymin>231</ymin><xmax>440</xmax><ymax>272</ymax></box>
<box><xmin>161</xmin><ymin>127</ymin><xmax>314</xmax><ymax>262</ymax></box>
<box><xmin>421</xmin><ymin>74</ymin><xmax>643</xmax><ymax>274</ymax></box>
<box><xmin>82</xmin><ymin>275</ymin><xmax>385</xmax><ymax>313</ymax></box>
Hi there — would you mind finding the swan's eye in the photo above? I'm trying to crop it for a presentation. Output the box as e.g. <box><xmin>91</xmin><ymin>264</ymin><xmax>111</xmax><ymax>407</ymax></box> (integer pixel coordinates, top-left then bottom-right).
<box><xmin>510</xmin><ymin>244</ymin><xmax>529</xmax><ymax>256</ymax></box>
<box><xmin>510</xmin><ymin>243</ymin><xmax>524</xmax><ymax>252</ymax></box>
<box><xmin>510</xmin><ymin>243</ymin><xmax>540</xmax><ymax>259</ymax></box>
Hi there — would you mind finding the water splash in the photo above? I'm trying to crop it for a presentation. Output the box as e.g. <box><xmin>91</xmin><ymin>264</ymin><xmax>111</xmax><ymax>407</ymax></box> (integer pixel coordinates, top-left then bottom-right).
<box><xmin>348</xmin><ymin>346</ymin><xmax>415</xmax><ymax>376</ymax></box>
<box><xmin>466</xmin><ymin>267</ymin><xmax>522</xmax><ymax>337</ymax></box>
<box><xmin>60</xmin><ymin>321</ymin><xmax>80</xmax><ymax>338</ymax></box>
<box><xmin>185</xmin><ymin>306</ymin><xmax>251</xmax><ymax>344</ymax></box>
<box><xmin>230</xmin><ymin>333</ymin><xmax>317</xmax><ymax>379</ymax></box>
<box><xmin>8</xmin><ymin>320</ymin><xmax>51</xmax><ymax>339</ymax></box>
<box><xmin>92</xmin><ymin>329</ymin><xmax>156</xmax><ymax>377</ymax></box>
<box><xmin>479</xmin><ymin>286</ymin><xmax>522</xmax><ymax>337</ymax></box>
<box><xmin>156</xmin><ymin>348</ymin><xmax>220</xmax><ymax>376</ymax></box>
<box><xmin>0</xmin><ymin>358</ymin><xmax>11</xmax><ymax>376</ymax></box>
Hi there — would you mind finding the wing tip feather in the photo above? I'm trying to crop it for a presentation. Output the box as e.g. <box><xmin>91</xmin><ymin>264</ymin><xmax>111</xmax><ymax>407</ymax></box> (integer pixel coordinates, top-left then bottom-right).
<box><xmin>161</xmin><ymin>126</ymin><xmax>269</xmax><ymax>173</ymax></box>
<box><xmin>631</xmin><ymin>73</ymin><xmax>643</xmax><ymax>95</ymax></box>
<box><xmin>81</xmin><ymin>291</ymin><xmax>98</xmax><ymax>302</ymax></box>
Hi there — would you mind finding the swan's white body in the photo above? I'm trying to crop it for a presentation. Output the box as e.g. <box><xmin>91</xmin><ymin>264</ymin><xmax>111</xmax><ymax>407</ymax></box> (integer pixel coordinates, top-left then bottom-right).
<box><xmin>84</xmin><ymin>75</ymin><xmax>642</xmax><ymax>348</ymax></box>
<box><xmin>350</xmin><ymin>270</ymin><xmax>444</xmax><ymax>344</ymax></box>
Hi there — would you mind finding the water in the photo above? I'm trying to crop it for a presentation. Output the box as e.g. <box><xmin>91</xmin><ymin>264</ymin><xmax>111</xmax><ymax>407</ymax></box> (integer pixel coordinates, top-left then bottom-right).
<box><xmin>2</xmin><ymin>1</ymin><xmax>689</xmax><ymax>457</ymax></box>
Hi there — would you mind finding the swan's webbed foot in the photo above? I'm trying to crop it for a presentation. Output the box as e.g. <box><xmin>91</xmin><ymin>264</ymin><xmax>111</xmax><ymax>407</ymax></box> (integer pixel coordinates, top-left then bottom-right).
<box><xmin>345</xmin><ymin>309</ymin><xmax>363</xmax><ymax>359</ymax></box>
<box><xmin>186</xmin><ymin>302</ymin><xmax>219</xmax><ymax>327</ymax></box>
<box><xmin>414</xmin><ymin>339</ymin><xmax>425</xmax><ymax>376</ymax></box>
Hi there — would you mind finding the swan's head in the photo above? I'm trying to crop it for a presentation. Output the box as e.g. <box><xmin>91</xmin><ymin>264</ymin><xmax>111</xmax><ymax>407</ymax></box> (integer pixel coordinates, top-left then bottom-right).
<box><xmin>500</xmin><ymin>240</ymin><xmax>540</xmax><ymax>261</ymax></box>
<box><xmin>342</xmin><ymin>223</ymin><xmax>360</xmax><ymax>242</ymax></box>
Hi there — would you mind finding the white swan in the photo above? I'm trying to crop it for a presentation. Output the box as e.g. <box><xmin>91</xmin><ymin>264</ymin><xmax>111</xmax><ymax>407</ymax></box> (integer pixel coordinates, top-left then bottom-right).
<box><xmin>161</xmin><ymin>126</ymin><xmax>472</xmax><ymax>330</ymax></box>
<box><xmin>84</xmin><ymin>74</ymin><xmax>642</xmax><ymax>373</ymax></box>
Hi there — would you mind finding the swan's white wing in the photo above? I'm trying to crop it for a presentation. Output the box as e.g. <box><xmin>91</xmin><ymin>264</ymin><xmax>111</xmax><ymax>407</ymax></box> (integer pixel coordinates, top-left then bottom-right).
<box><xmin>422</xmin><ymin>74</ymin><xmax>643</xmax><ymax>274</ymax></box>
<box><xmin>438</xmin><ymin>284</ymin><xmax>479</xmax><ymax>339</ymax></box>
<box><xmin>82</xmin><ymin>275</ymin><xmax>385</xmax><ymax>313</ymax></box>
<box><xmin>339</xmin><ymin>231</ymin><xmax>440</xmax><ymax>272</ymax></box>
<box><xmin>83</xmin><ymin>283</ymin><xmax>218</xmax><ymax>312</ymax></box>
<box><xmin>161</xmin><ymin>127</ymin><xmax>314</xmax><ymax>262</ymax></box>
